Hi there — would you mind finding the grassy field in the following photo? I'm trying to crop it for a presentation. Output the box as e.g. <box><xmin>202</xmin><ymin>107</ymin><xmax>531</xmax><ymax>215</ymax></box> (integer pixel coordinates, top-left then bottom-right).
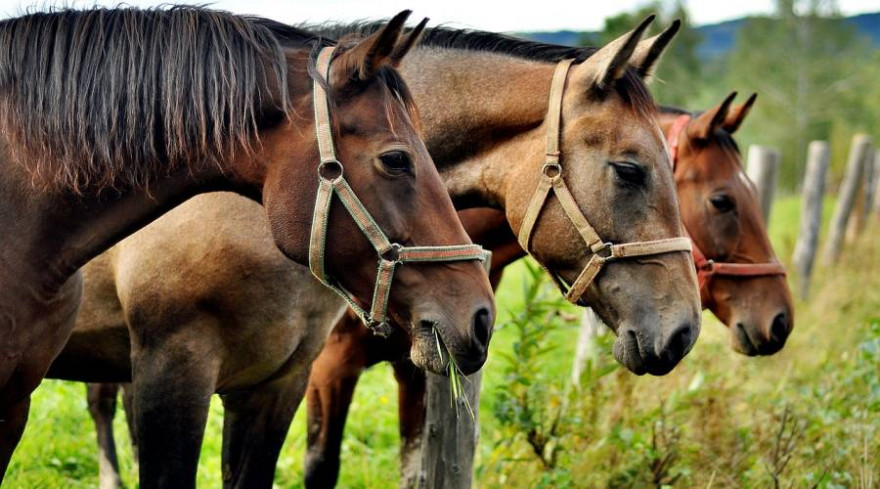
<box><xmin>7</xmin><ymin>195</ymin><xmax>880</xmax><ymax>488</ymax></box>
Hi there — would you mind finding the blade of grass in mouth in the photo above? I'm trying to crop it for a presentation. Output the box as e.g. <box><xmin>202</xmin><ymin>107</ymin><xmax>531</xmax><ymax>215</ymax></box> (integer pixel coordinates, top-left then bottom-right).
<box><xmin>433</xmin><ymin>326</ymin><xmax>475</xmax><ymax>421</ymax></box>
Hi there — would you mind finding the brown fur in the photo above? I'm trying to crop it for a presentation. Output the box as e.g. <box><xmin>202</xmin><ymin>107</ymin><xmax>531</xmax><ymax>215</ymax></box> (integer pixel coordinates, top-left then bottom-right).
<box><xmin>52</xmin><ymin>20</ymin><xmax>703</xmax><ymax>488</ymax></box>
<box><xmin>0</xmin><ymin>9</ymin><xmax>495</xmax><ymax>487</ymax></box>
<box><xmin>302</xmin><ymin>96</ymin><xmax>795</xmax><ymax>487</ymax></box>
<box><xmin>660</xmin><ymin>96</ymin><xmax>793</xmax><ymax>355</ymax></box>
<box><xmin>0</xmin><ymin>7</ymin><xmax>293</xmax><ymax>192</ymax></box>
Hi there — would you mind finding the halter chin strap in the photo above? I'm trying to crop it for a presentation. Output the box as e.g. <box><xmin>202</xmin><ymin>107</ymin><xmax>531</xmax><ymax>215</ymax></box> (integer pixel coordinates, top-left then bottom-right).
<box><xmin>309</xmin><ymin>47</ymin><xmax>490</xmax><ymax>337</ymax></box>
<box><xmin>665</xmin><ymin>114</ymin><xmax>786</xmax><ymax>300</ymax></box>
<box><xmin>517</xmin><ymin>59</ymin><xmax>692</xmax><ymax>304</ymax></box>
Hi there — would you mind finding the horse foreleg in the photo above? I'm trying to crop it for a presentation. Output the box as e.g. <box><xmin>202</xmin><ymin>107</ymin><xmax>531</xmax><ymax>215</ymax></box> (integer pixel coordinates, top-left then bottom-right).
<box><xmin>120</xmin><ymin>384</ymin><xmax>138</xmax><ymax>461</ymax></box>
<box><xmin>86</xmin><ymin>383</ymin><xmax>124</xmax><ymax>489</ymax></box>
<box><xmin>0</xmin><ymin>395</ymin><xmax>30</xmax><ymax>482</ymax></box>
<box><xmin>0</xmin><ymin>275</ymin><xmax>82</xmax><ymax>483</ymax></box>
<box><xmin>219</xmin><ymin>368</ymin><xmax>306</xmax><ymax>489</ymax></box>
<box><xmin>392</xmin><ymin>360</ymin><xmax>427</xmax><ymax>489</ymax></box>
<box><xmin>303</xmin><ymin>345</ymin><xmax>370</xmax><ymax>488</ymax></box>
<box><xmin>130</xmin><ymin>343</ymin><xmax>218</xmax><ymax>489</ymax></box>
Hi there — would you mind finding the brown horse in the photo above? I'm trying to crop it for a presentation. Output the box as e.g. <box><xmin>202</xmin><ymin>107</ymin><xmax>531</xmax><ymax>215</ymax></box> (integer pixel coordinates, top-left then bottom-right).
<box><xmin>53</xmin><ymin>15</ymin><xmax>698</xmax><ymax>485</ymax></box>
<box><xmin>302</xmin><ymin>92</ymin><xmax>795</xmax><ymax>487</ymax></box>
<box><xmin>0</xmin><ymin>7</ymin><xmax>496</xmax><ymax>486</ymax></box>
<box><xmin>51</xmin><ymin>16</ymin><xmax>701</xmax><ymax>488</ymax></box>
<box><xmin>662</xmin><ymin>96</ymin><xmax>792</xmax><ymax>354</ymax></box>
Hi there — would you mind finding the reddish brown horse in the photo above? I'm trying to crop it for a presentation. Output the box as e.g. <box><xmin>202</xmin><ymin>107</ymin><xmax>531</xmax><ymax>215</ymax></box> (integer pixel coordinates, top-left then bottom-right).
<box><xmin>303</xmin><ymin>92</ymin><xmax>794</xmax><ymax>487</ymax></box>
<box><xmin>0</xmin><ymin>7</ymin><xmax>497</xmax><ymax>486</ymax></box>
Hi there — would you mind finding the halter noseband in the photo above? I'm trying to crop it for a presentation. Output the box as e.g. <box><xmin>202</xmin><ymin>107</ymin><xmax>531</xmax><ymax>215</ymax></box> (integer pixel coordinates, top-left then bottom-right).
<box><xmin>517</xmin><ymin>59</ymin><xmax>692</xmax><ymax>304</ymax></box>
<box><xmin>309</xmin><ymin>47</ymin><xmax>490</xmax><ymax>337</ymax></box>
<box><xmin>665</xmin><ymin>114</ymin><xmax>786</xmax><ymax>299</ymax></box>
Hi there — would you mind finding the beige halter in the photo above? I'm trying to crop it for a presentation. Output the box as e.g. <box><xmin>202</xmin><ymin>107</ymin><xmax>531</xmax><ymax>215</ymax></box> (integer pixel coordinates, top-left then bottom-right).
<box><xmin>517</xmin><ymin>59</ymin><xmax>692</xmax><ymax>304</ymax></box>
<box><xmin>308</xmin><ymin>47</ymin><xmax>490</xmax><ymax>337</ymax></box>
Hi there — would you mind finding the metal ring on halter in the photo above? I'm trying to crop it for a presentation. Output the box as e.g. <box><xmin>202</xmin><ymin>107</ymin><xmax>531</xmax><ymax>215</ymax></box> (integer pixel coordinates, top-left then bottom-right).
<box><xmin>542</xmin><ymin>162</ymin><xmax>562</xmax><ymax>178</ymax></box>
<box><xmin>371</xmin><ymin>321</ymin><xmax>394</xmax><ymax>338</ymax></box>
<box><xmin>318</xmin><ymin>160</ymin><xmax>344</xmax><ymax>180</ymax></box>
<box><xmin>701</xmin><ymin>260</ymin><xmax>715</xmax><ymax>271</ymax></box>
<box><xmin>595</xmin><ymin>242</ymin><xmax>614</xmax><ymax>260</ymax></box>
<box><xmin>381</xmin><ymin>243</ymin><xmax>403</xmax><ymax>263</ymax></box>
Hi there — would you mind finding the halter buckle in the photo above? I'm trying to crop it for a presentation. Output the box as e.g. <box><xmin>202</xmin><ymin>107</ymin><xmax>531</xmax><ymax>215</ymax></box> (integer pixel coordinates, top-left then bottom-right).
<box><xmin>701</xmin><ymin>259</ymin><xmax>715</xmax><ymax>272</ymax></box>
<box><xmin>318</xmin><ymin>160</ymin><xmax>344</xmax><ymax>181</ymax></box>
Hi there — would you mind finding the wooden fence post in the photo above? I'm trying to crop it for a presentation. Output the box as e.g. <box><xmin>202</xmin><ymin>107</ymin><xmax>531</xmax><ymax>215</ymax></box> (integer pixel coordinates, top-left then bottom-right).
<box><xmin>421</xmin><ymin>370</ymin><xmax>481</xmax><ymax>489</ymax></box>
<box><xmin>846</xmin><ymin>145</ymin><xmax>875</xmax><ymax>241</ymax></box>
<box><xmin>824</xmin><ymin>134</ymin><xmax>871</xmax><ymax>265</ymax></box>
<box><xmin>792</xmin><ymin>141</ymin><xmax>830</xmax><ymax>300</ymax></box>
<box><xmin>873</xmin><ymin>149</ymin><xmax>880</xmax><ymax>218</ymax></box>
<box><xmin>570</xmin><ymin>308</ymin><xmax>604</xmax><ymax>386</ymax></box>
<box><xmin>863</xmin><ymin>149</ymin><xmax>878</xmax><ymax>219</ymax></box>
<box><xmin>746</xmin><ymin>145</ymin><xmax>781</xmax><ymax>224</ymax></box>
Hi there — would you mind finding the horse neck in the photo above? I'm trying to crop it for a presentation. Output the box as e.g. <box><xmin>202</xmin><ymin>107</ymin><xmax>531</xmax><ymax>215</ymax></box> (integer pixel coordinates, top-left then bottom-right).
<box><xmin>0</xmin><ymin>153</ymin><xmax>238</xmax><ymax>301</ymax></box>
<box><xmin>0</xmin><ymin>45</ymin><xmax>316</xmax><ymax>300</ymax></box>
<box><xmin>399</xmin><ymin>49</ymin><xmax>555</xmax><ymax>208</ymax></box>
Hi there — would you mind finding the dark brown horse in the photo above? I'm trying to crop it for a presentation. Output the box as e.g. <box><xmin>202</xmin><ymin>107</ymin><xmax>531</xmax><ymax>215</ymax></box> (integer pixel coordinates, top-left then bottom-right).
<box><xmin>0</xmin><ymin>7</ymin><xmax>496</xmax><ymax>486</ymax></box>
<box><xmin>302</xmin><ymin>92</ymin><xmax>794</xmax><ymax>487</ymax></box>
<box><xmin>49</xmin><ymin>16</ymin><xmax>703</xmax><ymax>488</ymax></box>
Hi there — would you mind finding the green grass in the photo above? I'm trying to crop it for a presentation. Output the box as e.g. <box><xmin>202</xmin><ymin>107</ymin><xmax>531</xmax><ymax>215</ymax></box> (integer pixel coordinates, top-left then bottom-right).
<box><xmin>7</xmin><ymin>196</ymin><xmax>880</xmax><ymax>487</ymax></box>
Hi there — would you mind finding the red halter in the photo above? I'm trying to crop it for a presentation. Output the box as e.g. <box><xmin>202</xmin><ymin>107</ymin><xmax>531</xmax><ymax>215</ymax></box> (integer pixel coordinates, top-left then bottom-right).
<box><xmin>665</xmin><ymin>115</ymin><xmax>786</xmax><ymax>300</ymax></box>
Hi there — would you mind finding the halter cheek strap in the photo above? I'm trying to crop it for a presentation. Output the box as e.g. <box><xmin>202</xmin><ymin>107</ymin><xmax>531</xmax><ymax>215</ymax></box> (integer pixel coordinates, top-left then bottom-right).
<box><xmin>665</xmin><ymin>114</ymin><xmax>786</xmax><ymax>300</ymax></box>
<box><xmin>517</xmin><ymin>59</ymin><xmax>692</xmax><ymax>304</ymax></box>
<box><xmin>666</xmin><ymin>114</ymin><xmax>690</xmax><ymax>164</ymax></box>
<box><xmin>309</xmin><ymin>47</ymin><xmax>491</xmax><ymax>337</ymax></box>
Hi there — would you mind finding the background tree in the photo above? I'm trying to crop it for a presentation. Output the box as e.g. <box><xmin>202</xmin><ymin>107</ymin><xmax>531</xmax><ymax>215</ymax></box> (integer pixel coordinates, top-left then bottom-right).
<box><xmin>725</xmin><ymin>0</ymin><xmax>875</xmax><ymax>189</ymax></box>
<box><xmin>581</xmin><ymin>1</ymin><xmax>703</xmax><ymax>107</ymax></box>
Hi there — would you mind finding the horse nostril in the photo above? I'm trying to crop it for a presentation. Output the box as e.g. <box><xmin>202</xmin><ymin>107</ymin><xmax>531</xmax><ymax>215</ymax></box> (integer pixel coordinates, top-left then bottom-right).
<box><xmin>735</xmin><ymin>322</ymin><xmax>759</xmax><ymax>355</ymax></box>
<box><xmin>661</xmin><ymin>323</ymin><xmax>695</xmax><ymax>363</ymax></box>
<box><xmin>472</xmin><ymin>307</ymin><xmax>492</xmax><ymax>350</ymax></box>
<box><xmin>770</xmin><ymin>312</ymin><xmax>790</xmax><ymax>342</ymax></box>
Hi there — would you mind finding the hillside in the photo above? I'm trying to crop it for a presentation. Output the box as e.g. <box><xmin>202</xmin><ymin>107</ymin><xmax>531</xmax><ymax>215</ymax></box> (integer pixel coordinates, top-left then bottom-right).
<box><xmin>522</xmin><ymin>11</ymin><xmax>880</xmax><ymax>60</ymax></box>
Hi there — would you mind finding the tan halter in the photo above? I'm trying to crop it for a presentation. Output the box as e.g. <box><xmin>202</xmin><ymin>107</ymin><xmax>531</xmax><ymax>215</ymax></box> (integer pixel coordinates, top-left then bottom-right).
<box><xmin>517</xmin><ymin>59</ymin><xmax>692</xmax><ymax>304</ymax></box>
<box><xmin>309</xmin><ymin>47</ymin><xmax>490</xmax><ymax>337</ymax></box>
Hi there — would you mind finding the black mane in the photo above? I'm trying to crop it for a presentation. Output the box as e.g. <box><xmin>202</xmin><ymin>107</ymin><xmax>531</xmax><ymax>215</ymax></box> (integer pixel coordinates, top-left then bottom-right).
<box><xmin>311</xmin><ymin>21</ymin><xmax>599</xmax><ymax>62</ymax></box>
<box><xmin>307</xmin><ymin>21</ymin><xmax>655</xmax><ymax>119</ymax></box>
<box><xmin>0</xmin><ymin>6</ymin><xmax>314</xmax><ymax>192</ymax></box>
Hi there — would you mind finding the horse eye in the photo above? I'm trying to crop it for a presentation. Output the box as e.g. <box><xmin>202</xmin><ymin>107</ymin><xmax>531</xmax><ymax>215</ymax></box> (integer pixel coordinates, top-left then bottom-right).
<box><xmin>379</xmin><ymin>151</ymin><xmax>413</xmax><ymax>176</ymax></box>
<box><xmin>710</xmin><ymin>194</ymin><xmax>735</xmax><ymax>213</ymax></box>
<box><xmin>610</xmin><ymin>161</ymin><xmax>646</xmax><ymax>186</ymax></box>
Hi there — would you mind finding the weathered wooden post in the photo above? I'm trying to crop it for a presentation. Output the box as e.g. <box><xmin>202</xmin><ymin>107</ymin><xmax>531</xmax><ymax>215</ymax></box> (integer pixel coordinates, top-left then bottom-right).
<box><xmin>421</xmin><ymin>370</ymin><xmax>481</xmax><ymax>489</ymax></box>
<box><xmin>865</xmin><ymin>150</ymin><xmax>878</xmax><ymax>218</ymax></box>
<box><xmin>746</xmin><ymin>145</ymin><xmax>781</xmax><ymax>224</ymax></box>
<box><xmin>846</xmin><ymin>145</ymin><xmax>875</xmax><ymax>241</ymax></box>
<box><xmin>793</xmin><ymin>141</ymin><xmax>830</xmax><ymax>300</ymax></box>
<box><xmin>570</xmin><ymin>308</ymin><xmax>604</xmax><ymax>386</ymax></box>
<box><xmin>873</xmin><ymin>149</ymin><xmax>880</xmax><ymax>218</ymax></box>
<box><xmin>824</xmin><ymin>134</ymin><xmax>871</xmax><ymax>265</ymax></box>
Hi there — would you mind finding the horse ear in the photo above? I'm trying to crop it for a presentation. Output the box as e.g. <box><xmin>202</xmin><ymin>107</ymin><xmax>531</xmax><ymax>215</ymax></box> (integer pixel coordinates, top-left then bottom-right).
<box><xmin>687</xmin><ymin>92</ymin><xmax>737</xmax><ymax>141</ymax></box>
<box><xmin>722</xmin><ymin>92</ymin><xmax>757</xmax><ymax>134</ymax></box>
<box><xmin>572</xmin><ymin>15</ymin><xmax>655</xmax><ymax>92</ymax></box>
<box><xmin>333</xmin><ymin>10</ymin><xmax>411</xmax><ymax>82</ymax></box>
<box><xmin>630</xmin><ymin>20</ymin><xmax>680</xmax><ymax>82</ymax></box>
<box><xmin>390</xmin><ymin>17</ymin><xmax>428</xmax><ymax>66</ymax></box>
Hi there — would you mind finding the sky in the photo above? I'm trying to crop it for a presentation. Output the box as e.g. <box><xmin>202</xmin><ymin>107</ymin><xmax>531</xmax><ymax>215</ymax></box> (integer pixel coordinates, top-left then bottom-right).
<box><xmin>0</xmin><ymin>0</ymin><xmax>877</xmax><ymax>31</ymax></box>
